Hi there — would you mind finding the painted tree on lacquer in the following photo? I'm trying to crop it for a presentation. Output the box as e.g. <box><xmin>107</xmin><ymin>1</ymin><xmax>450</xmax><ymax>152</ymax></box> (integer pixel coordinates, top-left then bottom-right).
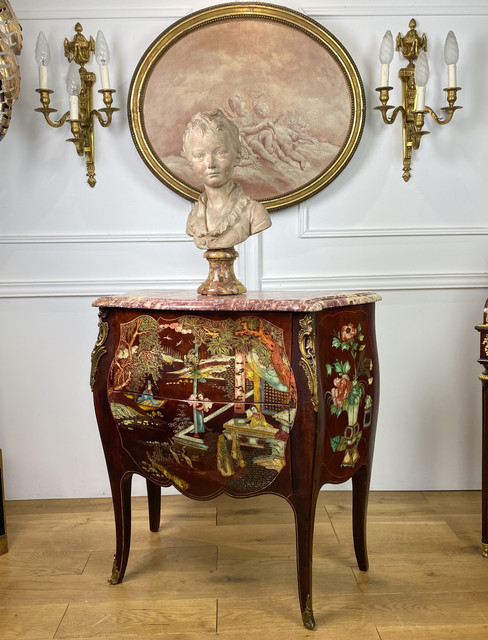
<box><xmin>179</xmin><ymin>316</ymin><xmax>292</xmax><ymax>405</ymax></box>
<box><xmin>113</xmin><ymin>316</ymin><xmax>165</xmax><ymax>391</ymax></box>
<box><xmin>179</xmin><ymin>316</ymin><xmax>276</xmax><ymax>362</ymax></box>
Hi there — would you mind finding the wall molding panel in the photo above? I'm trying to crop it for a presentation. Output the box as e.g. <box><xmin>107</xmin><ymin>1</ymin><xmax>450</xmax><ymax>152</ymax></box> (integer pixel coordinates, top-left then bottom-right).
<box><xmin>0</xmin><ymin>234</ymin><xmax>191</xmax><ymax>244</ymax></box>
<box><xmin>16</xmin><ymin>6</ymin><xmax>191</xmax><ymax>20</ymax></box>
<box><xmin>2</xmin><ymin>227</ymin><xmax>485</xmax><ymax>243</ymax></box>
<box><xmin>0</xmin><ymin>278</ymin><xmax>202</xmax><ymax>299</ymax></box>
<box><xmin>240</xmin><ymin>233</ymin><xmax>262</xmax><ymax>292</ymax></box>
<box><xmin>263</xmin><ymin>272</ymin><xmax>488</xmax><ymax>293</ymax></box>
<box><xmin>0</xmin><ymin>272</ymin><xmax>486</xmax><ymax>298</ymax></box>
<box><xmin>304</xmin><ymin>4</ymin><xmax>488</xmax><ymax>18</ymax></box>
<box><xmin>298</xmin><ymin>205</ymin><xmax>488</xmax><ymax>239</ymax></box>
<box><xmin>15</xmin><ymin>3</ymin><xmax>488</xmax><ymax>20</ymax></box>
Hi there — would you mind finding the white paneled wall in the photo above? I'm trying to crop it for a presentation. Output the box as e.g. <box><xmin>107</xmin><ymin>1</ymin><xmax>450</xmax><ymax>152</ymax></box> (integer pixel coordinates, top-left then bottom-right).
<box><xmin>1</xmin><ymin>0</ymin><xmax>487</xmax><ymax>499</ymax></box>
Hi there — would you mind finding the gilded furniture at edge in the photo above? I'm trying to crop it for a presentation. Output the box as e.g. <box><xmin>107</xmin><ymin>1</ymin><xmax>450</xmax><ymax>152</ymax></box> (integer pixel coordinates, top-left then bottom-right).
<box><xmin>0</xmin><ymin>449</ymin><xmax>7</xmax><ymax>554</ymax></box>
<box><xmin>0</xmin><ymin>0</ymin><xmax>22</xmax><ymax>141</ymax></box>
<box><xmin>475</xmin><ymin>300</ymin><xmax>488</xmax><ymax>557</ymax></box>
<box><xmin>90</xmin><ymin>290</ymin><xmax>381</xmax><ymax>629</ymax></box>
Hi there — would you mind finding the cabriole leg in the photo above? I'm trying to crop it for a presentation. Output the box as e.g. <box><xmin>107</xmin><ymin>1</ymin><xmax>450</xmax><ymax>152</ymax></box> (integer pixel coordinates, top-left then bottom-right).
<box><xmin>288</xmin><ymin>490</ymin><xmax>319</xmax><ymax>630</ymax></box>
<box><xmin>352</xmin><ymin>464</ymin><xmax>370</xmax><ymax>571</ymax></box>
<box><xmin>108</xmin><ymin>472</ymin><xmax>132</xmax><ymax>585</ymax></box>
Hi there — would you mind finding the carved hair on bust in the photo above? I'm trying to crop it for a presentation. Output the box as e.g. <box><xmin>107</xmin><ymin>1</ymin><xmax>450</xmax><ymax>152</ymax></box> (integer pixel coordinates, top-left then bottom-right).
<box><xmin>182</xmin><ymin>108</ymin><xmax>242</xmax><ymax>165</ymax></box>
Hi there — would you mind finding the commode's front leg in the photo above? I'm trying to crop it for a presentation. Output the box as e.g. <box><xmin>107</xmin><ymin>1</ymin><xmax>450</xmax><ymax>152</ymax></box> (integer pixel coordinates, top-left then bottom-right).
<box><xmin>288</xmin><ymin>489</ymin><xmax>319</xmax><ymax>630</ymax></box>
<box><xmin>108</xmin><ymin>472</ymin><xmax>132</xmax><ymax>584</ymax></box>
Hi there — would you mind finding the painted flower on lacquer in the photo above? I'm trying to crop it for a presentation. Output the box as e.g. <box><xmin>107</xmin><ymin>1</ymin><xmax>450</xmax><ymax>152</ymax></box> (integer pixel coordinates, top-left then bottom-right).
<box><xmin>331</xmin><ymin>374</ymin><xmax>352</xmax><ymax>409</ymax></box>
<box><xmin>326</xmin><ymin>321</ymin><xmax>374</xmax><ymax>467</ymax></box>
<box><xmin>340</xmin><ymin>324</ymin><xmax>357</xmax><ymax>342</ymax></box>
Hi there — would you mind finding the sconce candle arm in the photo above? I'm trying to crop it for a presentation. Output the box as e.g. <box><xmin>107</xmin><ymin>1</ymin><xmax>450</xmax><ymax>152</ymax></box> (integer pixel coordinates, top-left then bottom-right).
<box><xmin>375</xmin><ymin>105</ymin><xmax>405</xmax><ymax>126</ymax></box>
<box><xmin>374</xmin><ymin>87</ymin><xmax>405</xmax><ymax>125</ymax></box>
<box><xmin>92</xmin><ymin>89</ymin><xmax>119</xmax><ymax>127</ymax></box>
<box><xmin>34</xmin><ymin>108</ymin><xmax>71</xmax><ymax>129</ymax></box>
<box><xmin>94</xmin><ymin>107</ymin><xmax>119</xmax><ymax>128</ymax></box>
<box><xmin>423</xmin><ymin>87</ymin><xmax>462</xmax><ymax>126</ymax></box>
<box><xmin>424</xmin><ymin>104</ymin><xmax>462</xmax><ymax>126</ymax></box>
<box><xmin>34</xmin><ymin>89</ymin><xmax>70</xmax><ymax>128</ymax></box>
<box><xmin>374</xmin><ymin>104</ymin><xmax>405</xmax><ymax>127</ymax></box>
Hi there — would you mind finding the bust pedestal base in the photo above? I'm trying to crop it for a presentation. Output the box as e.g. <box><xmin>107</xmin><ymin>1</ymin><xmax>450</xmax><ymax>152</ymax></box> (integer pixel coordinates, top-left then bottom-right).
<box><xmin>197</xmin><ymin>247</ymin><xmax>246</xmax><ymax>296</ymax></box>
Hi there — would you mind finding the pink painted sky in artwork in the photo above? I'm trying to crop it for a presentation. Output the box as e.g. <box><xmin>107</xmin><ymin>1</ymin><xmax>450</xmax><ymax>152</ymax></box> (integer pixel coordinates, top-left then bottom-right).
<box><xmin>143</xmin><ymin>18</ymin><xmax>353</xmax><ymax>200</ymax></box>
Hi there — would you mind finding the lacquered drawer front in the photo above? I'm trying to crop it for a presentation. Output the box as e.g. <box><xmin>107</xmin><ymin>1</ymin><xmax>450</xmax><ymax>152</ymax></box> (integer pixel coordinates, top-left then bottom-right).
<box><xmin>107</xmin><ymin>311</ymin><xmax>295</xmax><ymax>496</ymax></box>
<box><xmin>110</xmin><ymin>313</ymin><xmax>294</xmax><ymax>405</ymax></box>
<box><xmin>109</xmin><ymin>397</ymin><xmax>294</xmax><ymax>496</ymax></box>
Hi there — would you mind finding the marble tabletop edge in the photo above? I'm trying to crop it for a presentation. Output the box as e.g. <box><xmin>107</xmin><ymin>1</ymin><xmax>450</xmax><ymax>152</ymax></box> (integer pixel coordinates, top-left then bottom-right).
<box><xmin>92</xmin><ymin>289</ymin><xmax>382</xmax><ymax>312</ymax></box>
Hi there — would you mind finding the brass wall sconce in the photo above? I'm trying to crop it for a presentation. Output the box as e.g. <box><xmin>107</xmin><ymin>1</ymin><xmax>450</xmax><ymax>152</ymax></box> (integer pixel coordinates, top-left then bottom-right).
<box><xmin>34</xmin><ymin>23</ymin><xmax>118</xmax><ymax>187</ymax></box>
<box><xmin>375</xmin><ymin>19</ymin><xmax>461</xmax><ymax>182</ymax></box>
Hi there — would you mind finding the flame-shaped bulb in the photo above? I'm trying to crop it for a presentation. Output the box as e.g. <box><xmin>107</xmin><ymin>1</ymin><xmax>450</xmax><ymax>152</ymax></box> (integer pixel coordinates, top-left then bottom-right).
<box><xmin>379</xmin><ymin>30</ymin><xmax>394</xmax><ymax>64</ymax></box>
<box><xmin>95</xmin><ymin>31</ymin><xmax>110</xmax><ymax>66</ymax></box>
<box><xmin>414</xmin><ymin>51</ymin><xmax>429</xmax><ymax>87</ymax></box>
<box><xmin>95</xmin><ymin>31</ymin><xmax>111</xmax><ymax>89</ymax></box>
<box><xmin>414</xmin><ymin>51</ymin><xmax>429</xmax><ymax>111</ymax></box>
<box><xmin>66</xmin><ymin>61</ymin><xmax>81</xmax><ymax>96</ymax></box>
<box><xmin>66</xmin><ymin>61</ymin><xmax>81</xmax><ymax>120</ymax></box>
<box><xmin>379</xmin><ymin>30</ymin><xmax>394</xmax><ymax>86</ymax></box>
<box><xmin>35</xmin><ymin>31</ymin><xmax>50</xmax><ymax>66</ymax></box>
<box><xmin>35</xmin><ymin>31</ymin><xmax>50</xmax><ymax>89</ymax></box>
<box><xmin>444</xmin><ymin>31</ymin><xmax>459</xmax><ymax>65</ymax></box>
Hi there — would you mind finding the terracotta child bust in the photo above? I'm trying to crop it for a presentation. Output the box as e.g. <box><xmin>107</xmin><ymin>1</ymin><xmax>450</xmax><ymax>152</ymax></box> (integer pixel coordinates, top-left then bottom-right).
<box><xmin>184</xmin><ymin>108</ymin><xmax>271</xmax><ymax>250</ymax></box>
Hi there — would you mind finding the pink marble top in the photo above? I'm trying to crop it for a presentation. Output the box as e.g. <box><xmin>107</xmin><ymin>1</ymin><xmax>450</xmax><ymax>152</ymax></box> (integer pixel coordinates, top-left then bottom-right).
<box><xmin>93</xmin><ymin>290</ymin><xmax>381</xmax><ymax>312</ymax></box>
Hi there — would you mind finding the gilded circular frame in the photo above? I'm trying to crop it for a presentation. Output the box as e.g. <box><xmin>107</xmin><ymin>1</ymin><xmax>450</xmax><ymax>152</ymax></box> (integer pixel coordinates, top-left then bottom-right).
<box><xmin>128</xmin><ymin>2</ymin><xmax>365</xmax><ymax>211</ymax></box>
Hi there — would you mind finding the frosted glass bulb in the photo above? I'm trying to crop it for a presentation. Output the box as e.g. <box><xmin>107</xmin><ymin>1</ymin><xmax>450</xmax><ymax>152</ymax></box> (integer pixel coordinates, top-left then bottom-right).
<box><xmin>66</xmin><ymin>61</ymin><xmax>81</xmax><ymax>96</ymax></box>
<box><xmin>95</xmin><ymin>30</ymin><xmax>110</xmax><ymax>66</ymax></box>
<box><xmin>414</xmin><ymin>50</ymin><xmax>429</xmax><ymax>87</ymax></box>
<box><xmin>35</xmin><ymin>31</ymin><xmax>50</xmax><ymax>66</ymax></box>
<box><xmin>379</xmin><ymin>30</ymin><xmax>394</xmax><ymax>64</ymax></box>
<box><xmin>444</xmin><ymin>31</ymin><xmax>459</xmax><ymax>65</ymax></box>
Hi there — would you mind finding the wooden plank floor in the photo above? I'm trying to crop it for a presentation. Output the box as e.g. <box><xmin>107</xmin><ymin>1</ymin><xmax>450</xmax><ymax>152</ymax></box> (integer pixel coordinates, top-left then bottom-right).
<box><xmin>1</xmin><ymin>490</ymin><xmax>488</xmax><ymax>639</ymax></box>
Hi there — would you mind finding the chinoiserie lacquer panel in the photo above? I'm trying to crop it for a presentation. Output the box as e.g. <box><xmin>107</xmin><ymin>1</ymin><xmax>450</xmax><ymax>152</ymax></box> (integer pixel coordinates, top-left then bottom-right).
<box><xmin>318</xmin><ymin>308</ymin><xmax>377</xmax><ymax>481</ymax></box>
<box><xmin>107</xmin><ymin>314</ymin><xmax>296</xmax><ymax>496</ymax></box>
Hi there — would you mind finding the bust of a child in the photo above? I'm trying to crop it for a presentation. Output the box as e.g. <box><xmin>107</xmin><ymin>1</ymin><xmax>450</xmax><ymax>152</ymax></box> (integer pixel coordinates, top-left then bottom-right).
<box><xmin>184</xmin><ymin>109</ymin><xmax>271</xmax><ymax>250</ymax></box>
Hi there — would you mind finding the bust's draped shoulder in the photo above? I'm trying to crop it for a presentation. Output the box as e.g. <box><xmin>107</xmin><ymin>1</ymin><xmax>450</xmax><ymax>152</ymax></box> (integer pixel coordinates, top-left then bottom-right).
<box><xmin>186</xmin><ymin>182</ymin><xmax>271</xmax><ymax>250</ymax></box>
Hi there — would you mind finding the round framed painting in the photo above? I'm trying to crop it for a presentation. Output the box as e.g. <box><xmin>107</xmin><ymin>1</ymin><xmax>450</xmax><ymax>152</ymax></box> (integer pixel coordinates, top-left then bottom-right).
<box><xmin>128</xmin><ymin>2</ymin><xmax>366</xmax><ymax>211</ymax></box>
